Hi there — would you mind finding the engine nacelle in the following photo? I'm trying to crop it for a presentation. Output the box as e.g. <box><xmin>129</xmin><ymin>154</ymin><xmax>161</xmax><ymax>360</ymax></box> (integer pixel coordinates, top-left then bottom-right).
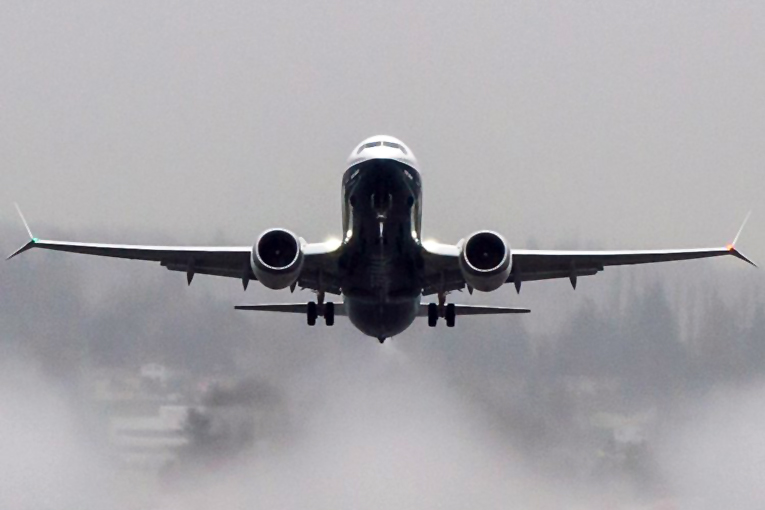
<box><xmin>251</xmin><ymin>228</ymin><xmax>305</xmax><ymax>290</ymax></box>
<box><xmin>458</xmin><ymin>231</ymin><xmax>512</xmax><ymax>292</ymax></box>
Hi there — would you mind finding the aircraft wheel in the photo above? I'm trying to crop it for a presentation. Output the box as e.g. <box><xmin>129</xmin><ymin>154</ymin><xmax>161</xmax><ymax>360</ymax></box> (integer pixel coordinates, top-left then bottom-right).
<box><xmin>307</xmin><ymin>301</ymin><xmax>317</xmax><ymax>326</ymax></box>
<box><xmin>427</xmin><ymin>303</ymin><xmax>438</xmax><ymax>327</ymax></box>
<box><xmin>445</xmin><ymin>303</ymin><xmax>456</xmax><ymax>328</ymax></box>
<box><xmin>325</xmin><ymin>302</ymin><xmax>335</xmax><ymax>326</ymax></box>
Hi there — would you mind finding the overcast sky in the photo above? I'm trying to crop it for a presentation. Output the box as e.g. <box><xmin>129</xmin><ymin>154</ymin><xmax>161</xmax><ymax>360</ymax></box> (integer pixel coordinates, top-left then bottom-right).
<box><xmin>2</xmin><ymin>4</ymin><xmax>765</xmax><ymax>508</ymax></box>
<box><xmin>1</xmin><ymin>1</ymin><xmax>762</xmax><ymax>260</ymax></box>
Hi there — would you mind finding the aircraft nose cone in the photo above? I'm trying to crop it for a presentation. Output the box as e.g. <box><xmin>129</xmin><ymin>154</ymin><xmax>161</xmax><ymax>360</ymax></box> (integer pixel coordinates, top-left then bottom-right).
<box><xmin>347</xmin><ymin>135</ymin><xmax>417</xmax><ymax>169</ymax></box>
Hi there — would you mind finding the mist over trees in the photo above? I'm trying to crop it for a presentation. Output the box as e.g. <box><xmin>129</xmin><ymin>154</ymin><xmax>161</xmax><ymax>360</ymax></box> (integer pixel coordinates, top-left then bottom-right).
<box><xmin>1</xmin><ymin>221</ymin><xmax>762</xmax><ymax>501</ymax></box>
<box><xmin>2</xmin><ymin>221</ymin><xmax>762</xmax><ymax>400</ymax></box>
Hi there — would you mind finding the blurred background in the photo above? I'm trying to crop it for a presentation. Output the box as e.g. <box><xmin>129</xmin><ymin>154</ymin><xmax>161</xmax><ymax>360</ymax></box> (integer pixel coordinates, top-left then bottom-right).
<box><xmin>1</xmin><ymin>2</ymin><xmax>763</xmax><ymax>508</ymax></box>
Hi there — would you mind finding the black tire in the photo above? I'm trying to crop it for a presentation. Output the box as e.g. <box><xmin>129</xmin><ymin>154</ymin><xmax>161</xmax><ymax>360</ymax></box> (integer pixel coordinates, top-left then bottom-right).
<box><xmin>445</xmin><ymin>303</ymin><xmax>456</xmax><ymax>328</ymax></box>
<box><xmin>428</xmin><ymin>303</ymin><xmax>438</xmax><ymax>327</ymax></box>
<box><xmin>307</xmin><ymin>301</ymin><xmax>317</xmax><ymax>326</ymax></box>
<box><xmin>325</xmin><ymin>302</ymin><xmax>335</xmax><ymax>326</ymax></box>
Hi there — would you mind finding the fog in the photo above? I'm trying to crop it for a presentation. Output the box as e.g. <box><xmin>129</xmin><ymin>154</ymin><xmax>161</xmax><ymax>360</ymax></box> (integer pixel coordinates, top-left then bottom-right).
<box><xmin>1</xmin><ymin>222</ymin><xmax>763</xmax><ymax>509</ymax></box>
<box><xmin>2</xmin><ymin>1</ymin><xmax>764</xmax><ymax>509</ymax></box>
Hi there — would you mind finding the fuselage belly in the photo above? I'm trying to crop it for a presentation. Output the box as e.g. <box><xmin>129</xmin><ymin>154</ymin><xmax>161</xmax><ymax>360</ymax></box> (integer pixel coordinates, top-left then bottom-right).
<box><xmin>340</xmin><ymin>158</ymin><xmax>423</xmax><ymax>339</ymax></box>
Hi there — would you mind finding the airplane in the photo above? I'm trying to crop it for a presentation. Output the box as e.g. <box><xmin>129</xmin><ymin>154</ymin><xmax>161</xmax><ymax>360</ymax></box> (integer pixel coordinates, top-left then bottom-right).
<box><xmin>7</xmin><ymin>135</ymin><xmax>756</xmax><ymax>343</ymax></box>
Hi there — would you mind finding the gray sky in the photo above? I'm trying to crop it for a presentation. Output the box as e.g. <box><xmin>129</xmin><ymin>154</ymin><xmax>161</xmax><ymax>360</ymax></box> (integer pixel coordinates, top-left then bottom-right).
<box><xmin>1</xmin><ymin>1</ymin><xmax>762</xmax><ymax>258</ymax></box>
<box><xmin>2</xmin><ymin>4</ymin><xmax>765</xmax><ymax>508</ymax></box>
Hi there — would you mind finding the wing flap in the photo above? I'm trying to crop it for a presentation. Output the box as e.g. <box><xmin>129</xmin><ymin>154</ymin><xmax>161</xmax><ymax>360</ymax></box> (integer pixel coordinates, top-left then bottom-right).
<box><xmin>162</xmin><ymin>261</ymin><xmax>255</xmax><ymax>280</ymax></box>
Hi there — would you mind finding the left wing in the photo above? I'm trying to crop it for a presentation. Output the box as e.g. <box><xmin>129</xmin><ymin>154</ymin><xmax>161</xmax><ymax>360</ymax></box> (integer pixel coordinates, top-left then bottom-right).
<box><xmin>6</xmin><ymin>207</ymin><xmax>342</xmax><ymax>292</ymax></box>
<box><xmin>8</xmin><ymin>237</ymin><xmax>255</xmax><ymax>284</ymax></box>
<box><xmin>8</xmin><ymin>237</ymin><xmax>344</xmax><ymax>292</ymax></box>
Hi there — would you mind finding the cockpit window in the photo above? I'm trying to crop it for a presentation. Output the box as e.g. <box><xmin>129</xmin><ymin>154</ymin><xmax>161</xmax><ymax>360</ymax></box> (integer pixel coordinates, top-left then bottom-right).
<box><xmin>357</xmin><ymin>141</ymin><xmax>382</xmax><ymax>154</ymax></box>
<box><xmin>382</xmin><ymin>141</ymin><xmax>408</xmax><ymax>154</ymax></box>
<box><xmin>356</xmin><ymin>140</ymin><xmax>409</xmax><ymax>156</ymax></box>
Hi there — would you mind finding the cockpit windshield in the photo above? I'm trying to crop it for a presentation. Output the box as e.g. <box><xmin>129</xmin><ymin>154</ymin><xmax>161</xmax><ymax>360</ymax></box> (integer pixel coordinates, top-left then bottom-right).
<box><xmin>357</xmin><ymin>140</ymin><xmax>408</xmax><ymax>155</ymax></box>
<box><xmin>382</xmin><ymin>141</ymin><xmax>408</xmax><ymax>154</ymax></box>
<box><xmin>357</xmin><ymin>141</ymin><xmax>382</xmax><ymax>154</ymax></box>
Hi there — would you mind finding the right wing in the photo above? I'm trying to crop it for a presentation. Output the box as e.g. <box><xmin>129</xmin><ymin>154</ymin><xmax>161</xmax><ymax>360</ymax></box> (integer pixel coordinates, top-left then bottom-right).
<box><xmin>509</xmin><ymin>214</ymin><xmax>755</xmax><ymax>285</ymax></box>
<box><xmin>419</xmin><ymin>215</ymin><xmax>755</xmax><ymax>294</ymax></box>
<box><xmin>510</xmin><ymin>245</ymin><xmax>756</xmax><ymax>284</ymax></box>
<box><xmin>420</xmin><ymin>242</ymin><xmax>754</xmax><ymax>295</ymax></box>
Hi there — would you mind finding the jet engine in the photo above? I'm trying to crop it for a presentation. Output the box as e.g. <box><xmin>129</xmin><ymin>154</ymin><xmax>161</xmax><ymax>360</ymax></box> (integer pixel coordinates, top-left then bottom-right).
<box><xmin>251</xmin><ymin>228</ymin><xmax>305</xmax><ymax>290</ymax></box>
<box><xmin>459</xmin><ymin>231</ymin><xmax>512</xmax><ymax>292</ymax></box>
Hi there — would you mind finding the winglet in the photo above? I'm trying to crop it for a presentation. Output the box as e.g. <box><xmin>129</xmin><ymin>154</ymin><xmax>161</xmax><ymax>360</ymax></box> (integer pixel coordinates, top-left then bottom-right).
<box><xmin>14</xmin><ymin>203</ymin><xmax>34</xmax><ymax>240</ymax></box>
<box><xmin>6</xmin><ymin>239</ymin><xmax>36</xmax><ymax>260</ymax></box>
<box><xmin>732</xmin><ymin>211</ymin><xmax>751</xmax><ymax>247</ymax></box>
<box><xmin>727</xmin><ymin>212</ymin><xmax>756</xmax><ymax>267</ymax></box>
<box><xmin>729</xmin><ymin>247</ymin><xmax>757</xmax><ymax>267</ymax></box>
<box><xmin>6</xmin><ymin>204</ymin><xmax>39</xmax><ymax>260</ymax></box>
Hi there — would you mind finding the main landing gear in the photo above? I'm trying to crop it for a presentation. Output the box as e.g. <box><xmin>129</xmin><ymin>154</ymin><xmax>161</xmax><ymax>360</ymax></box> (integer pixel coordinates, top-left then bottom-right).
<box><xmin>306</xmin><ymin>300</ymin><xmax>334</xmax><ymax>326</ymax></box>
<box><xmin>427</xmin><ymin>299</ymin><xmax>456</xmax><ymax>328</ymax></box>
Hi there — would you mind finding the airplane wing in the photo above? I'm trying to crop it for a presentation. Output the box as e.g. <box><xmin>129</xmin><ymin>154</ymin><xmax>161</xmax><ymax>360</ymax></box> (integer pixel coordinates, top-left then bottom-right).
<box><xmin>8</xmin><ymin>236</ymin><xmax>344</xmax><ymax>292</ymax></box>
<box><xmin>8</xmin><ymin>237</ymin><xmax>255</xmax><ymax>283</ymax></box>
<box><xmin>420</xmin><ymin>216</ymin><xmax>755</xmax><ymax>295</ymax></box>
<box><xmin>509</xmin><ymin>245</ymin><xmax>755</xmax><ymax>289</ymax></box>
<box><xmin>6</xmin><ymin>207</ymin><xmax>342</xmax><ymax>292</ymax></box>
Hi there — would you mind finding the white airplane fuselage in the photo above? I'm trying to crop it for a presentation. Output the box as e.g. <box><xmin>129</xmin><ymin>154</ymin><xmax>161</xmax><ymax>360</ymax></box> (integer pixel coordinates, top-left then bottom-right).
<box><xmin>340</xmin><ymin>136</ymin><xmax>424</xmax><ymax>339</ymax></box>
